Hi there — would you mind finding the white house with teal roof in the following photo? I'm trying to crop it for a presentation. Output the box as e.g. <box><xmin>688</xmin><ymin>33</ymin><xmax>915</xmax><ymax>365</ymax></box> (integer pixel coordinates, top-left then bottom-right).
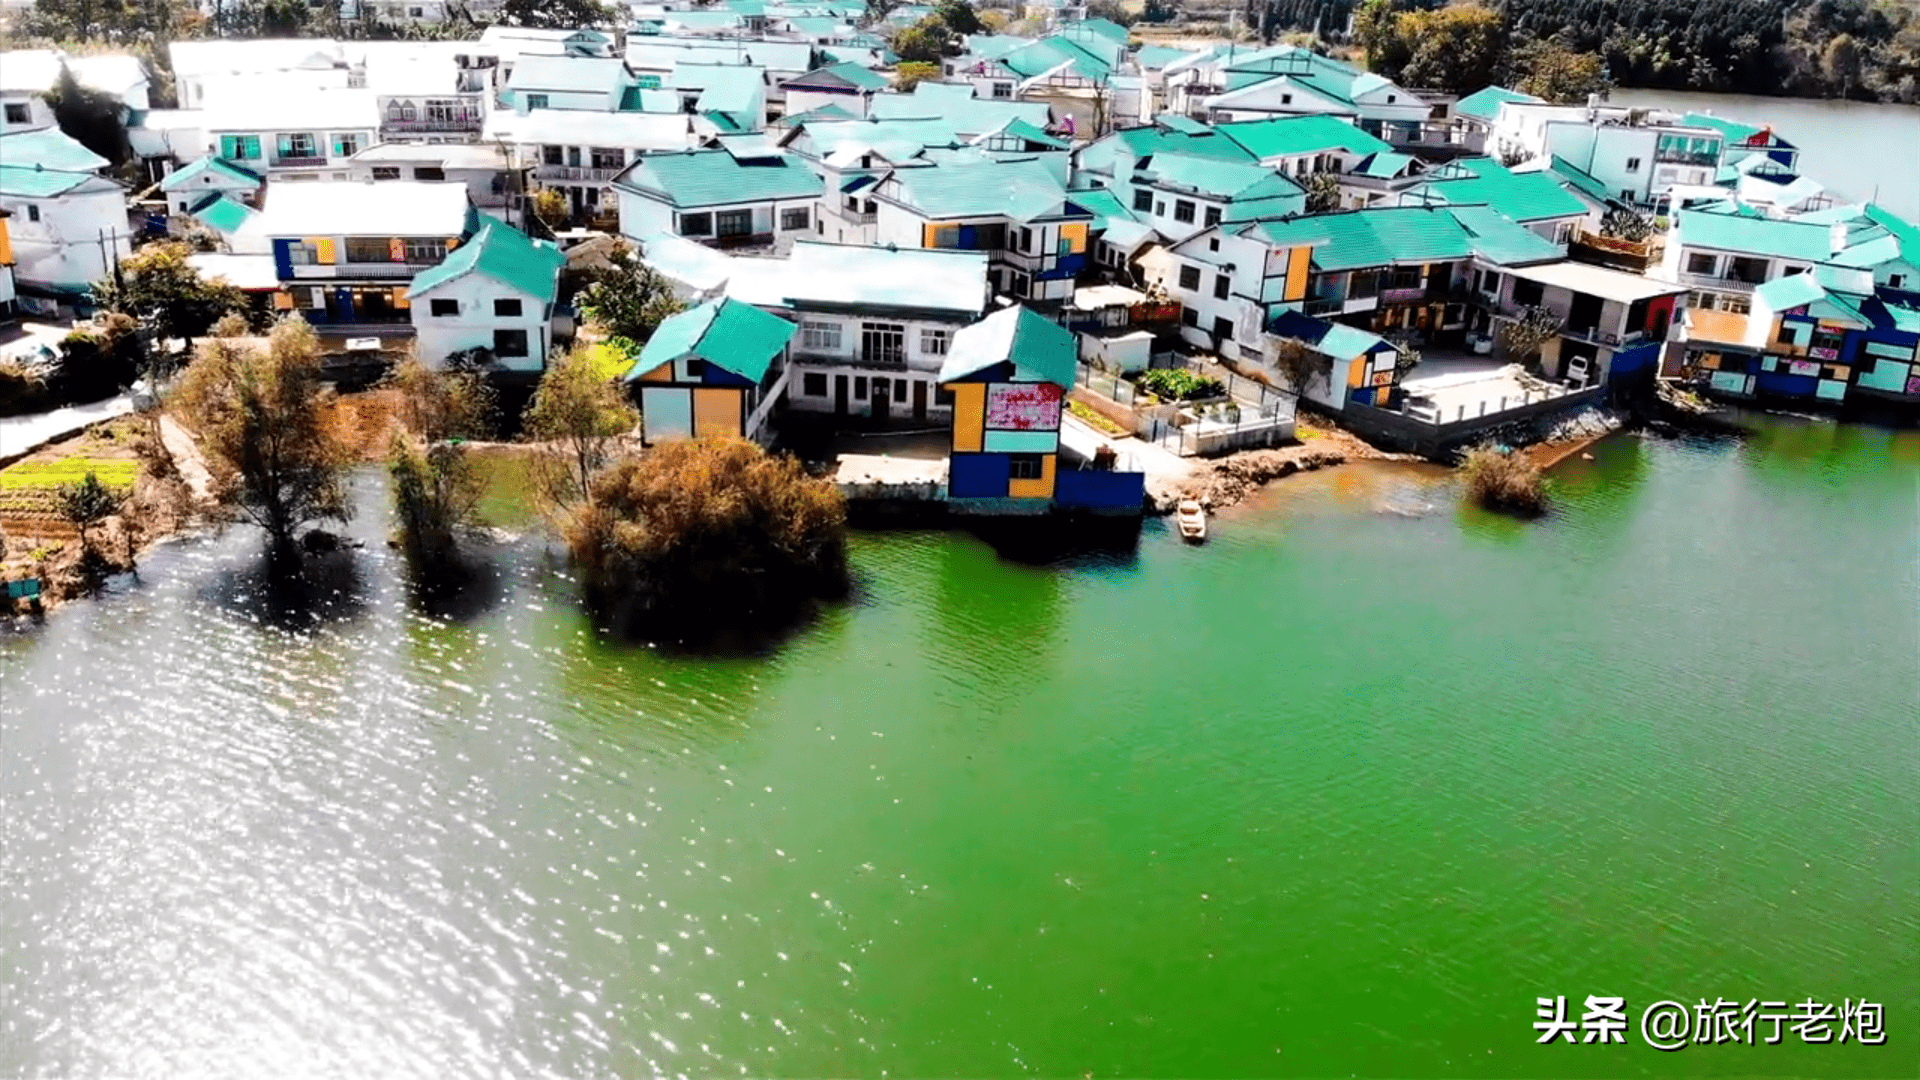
<box><xmin>407</xmin><ymin>218</ymin><xmax>565</xmax><ymax>374</ymax></box>
<box><xmin>1167</xmin><ymin>46</ymin><xmax>1429</xmax><ymax>145</ymax></box>
<box><xmin>625</xmin><ymin>296</ymin><xmax>796</xmax><ymax>445</ymax></box>
<box><xmin>781</xmin><ymin>61</ymin><xmax>889</xmax><ymax>120</ymax></box>
<box><xmin>0</xmin><ymin>127</ymin><xmax>130</xmax><ymax>297</ymax></box>
<box><xmin>614</xmin><ymin>143</ymin><xmax>825</xmax><ymax>251</ymax></box>
<box><xmin>873</xmin><ymin>155</ymin><xmax>1095</xmax><ymax>304</ymax></box>
<box><xmin>160</xmin><ymin>155</ymin><xmax>264</xmax><ymax>216</ymax></box>
<box><xmin>1449</xmin><ymin>86</ymin><xmax>1541</xmax><ymax>154</ymax></box>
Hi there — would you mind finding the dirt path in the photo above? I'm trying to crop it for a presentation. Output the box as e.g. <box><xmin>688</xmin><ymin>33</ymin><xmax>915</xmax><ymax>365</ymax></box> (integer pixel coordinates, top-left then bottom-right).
<box><xmin>158</xmin><ymin>415</ymin><xmax>216</xmax><ymax>503</ymax></box>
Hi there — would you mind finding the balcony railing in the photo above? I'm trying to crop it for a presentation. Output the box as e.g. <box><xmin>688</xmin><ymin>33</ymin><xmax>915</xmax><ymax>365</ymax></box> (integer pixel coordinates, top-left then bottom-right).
<box><xmin>710</xmin><ymin>231</ymin><xmax>774</xmax><ymax>249</ymax></box>
<box><xmin>382</xmin><ymin>116</ymin><xmax>483</xmax><ymax>133</ymax></box>
<box><xmin>1680</xmin><ymin>272</ymin><xmax>1757</xmax><ymax>294</ymax></box>
<box><xmin>533</xmin><ymin>164</ymin><xmax>621</xmax><ymax>182</ymax></box>
<box><xmin>272</xmin><ymin>154</ymin><xmax>330</xmax><ymax>168</ymax></box>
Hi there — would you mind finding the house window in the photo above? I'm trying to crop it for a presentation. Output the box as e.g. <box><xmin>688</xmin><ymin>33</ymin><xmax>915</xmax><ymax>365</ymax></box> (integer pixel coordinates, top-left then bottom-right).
<box><xmin>780</xmin><ymin>207</ymin><xmax>810</xmax><ymax>231</ymax></box>
<box><xmin>430</xmin><ymin>298</ymin><xmax>459</xmax><ymax>316</ymax></box>
<box><xmin>1625</xmin><ymin>157</ymin><xmax>1642</xmax><ymax>173</ymax></box>
<box><xmin>1178</xmin><ymin>264</ymin><xmax>1200</xmax><ymax>290</ymax></box>
<box><xmin>684</xmin><ymin>359</ymin><xmax>706</xmax><ymax>378</ymax></box>
<box><xmin>802</xmin><ymin>372</ymin><xmax>828</xmax><ymax>396</ymax></box>
<box><xmin>332</xmin><ymin>133</ymin><xmax>361</xmax><ymax>157</ymax></box>
<box><xmin>542</xmin><ymin>145</ymin><xmax>564</xmax><ymax>165</ymax></box>
<box><xmin>404</xmin><ymin>237</ymin><xmax>447</xmax><ymax>263</ymax></box>
<box><xmin>286</xmin><ymin>239</ymin><xmax>316</xmax><ymax>264</ymax></box>
<box><xmin>1008</xmin><ymin>454</ymin><xmax>1043</xmax><ymax>480</ymax></box>
<box><xmin>494</xmin><ymin>298</ymin><xmax>523</xmax><ymax>317</ymax></box>
<box><xmin>413</xmin><ymin>166</ymin><xmax>446</xmax><ymax>181</ymax></box>
<box><xmin>1776</xmin><ymin>322</ymin><xmax>1796</xmax><ymax>344</ymax></box>
<box><xmin>277</xmin><ymin>132</ymin><xmax>318</xmax><ymax>160</ymax></box>
<box><xmin>1213</xmin><ymin>316</ymin><xmax>1233</xmax><ymax>340</ymax></box>
<box><xmin>920</xmin><ymin>327</ymin><xmax>950</xmax><ymax>356</ymax></box>
<box><xmin>1281</xmin><ymin>93</ymin><xmax>1293</xmax><ymax>105</ymax></box>
<box><xmin>1174</xmin><ymin>200</ymin><xmax>1196</xmax><ymax>224</ymax></box>
<box><xmin>1155</xmin><ymin>201</ymin><xmax>1165</xmax><ymax>216</ymax></box>
<box><xmin>1891</xmin><ymin>274</ymin><xmax>1907</xmax><ymax>289</ymax></box>
<box><xmin>1181</xmin><ymin>306</ymin><xmax>1198</xmax><ymax>327</ymax></box>
<box><xmin>1208</xmin><ymin>237</ymin><xmax>1219</xmax><ymax>251</ymax></box>
<box><xmin>854</xmin><ymin>376</ymin><xmax>867</xmax><ymax>398</ymax></box>
<box><xmin>800</xmin><ymin>320</ymin><xmax>841</xmax><ymax>351</ymax></box>
<box><xmin>370</xmin><ymin>166</ymin><xmax>401</xmax><ymax>180</ymax></box>
<box><xmin>1512</xmin><ymin>278</ymin><xmax>1544</xmax><ymax>307</ymax></box>
<box><xmin>3</xmin><ymin>103</ymin><xmax>29</xmax><ymax>124</ymax></box>
<box><xmin>1132</xmin><ymin>189</ymin><xmax>1153</xmax><ymax>212</ymax></box>
<box><xmin>526</xmin><ymin>93</ymin><xmax>549</xmax><ymax>109</ymax></box>
<box><xmin>992</xmin><ymin>82</ymin><xmax>1012</xmax><ymax>99</ymax></box>
<box><xmin>590</xmin><ymin>147</ymin><xmax>623</xmax><ymax>170</ymax></box>
<box><xmin>679</xmin><ymin>211</ymin><xmax>713</xmax><ymax>236</ymax></box>
<box><xmin>346</xmin><ymin>237</ymin><xmax>393</xmax><ymax>262</ymax></box>
<box><xmin>219</xmin><ymin>134</ymin><xmax>261</xmax><ymax>160</ymax></box>
<box><xmin>1685</xmin><ymin>252</ymin><xmax>1716</xmax><ymax>275</ymax></box>
<box><xmin>25</xmin><ymin>204</ymin><xmax>40</xmax><ymax>222</ymax></box>
<box><xmin>493</xmin><ymin>329</ymin><xmax>529</xmax><ymax>357</ymax></box>
<box><xmin>1018</xmin><ymin>227</ymin><xmax>1034</xmax><ymax>252</ymax></box>
<box><xmin>872</xmin><ymin>377</ymin><xmax>890</xmax><ymax>400</ymax></box>
<box><xmin>716</xmin><ymin>209</ymin><xmax>752</xmax><ymax>237</ymax></box>
<box><xmin>1203</xmin><ymin>206</ymin><xmax>1221</xmax><ymax>227</ymax></box>
<box><xmin>860</xmin><ymin>321</ymin><xmax>906</xmax><ymax>364</ymax></box>
<box><xmin>1214</xmin><ymin>274</ymin><xmax>1230</xmax><ymax>300</ymax></box>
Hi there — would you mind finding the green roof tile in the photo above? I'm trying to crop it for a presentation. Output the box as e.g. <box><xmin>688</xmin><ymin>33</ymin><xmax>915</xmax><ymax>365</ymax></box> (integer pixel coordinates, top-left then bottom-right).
<box><xmin>1448</xmin><ymin>205</ymin><xmax>1564</xmax><ymax>266</ymax></box>
<box><xmin>615</xmin><ymin>147</ymin><xmax>824</xmax><ymax>208</ymax></box>
<box><xmin>1215</xmin><ymin>113</ymin><xmax>1391</xmax><ymax>160</ymax></box>
<box><xmin>1675</xmin><ymin>207</ymin><xmax>1834</xmax><ymax>261</ymax></box>
<box><xmin>1248</xmin><ymin>206</ymin><xmax>1477</xmax><ymax>271</ymax></box>
<box><xmin>889</xmin><ymin>157</ymin><xmax>1082</xmax><ymax>221</ymax></box>
<box><xmin>1269</xmin><ymin>309</ymin><xmax>1389</xmax><ymax>359</ymax></box>
<box><xmin>160</xmin><ymin>154</ymin><xmax>263</xmax><ymax>192</ymax></box>
<box><xmin>193</xmin><ymin>194</ymin><xmax>257</xmax><ymax>234</ymax></box>
<box><xmin>631</xmin><ymin>296</ymin><xmax>796</xmax><ymax>383</ymax></box>
<box><xmin>939</xmin><ymin>304</ymin><xmax>1076</xmax><ymax>386</ymax></box>
<box><xmin>407</xmin><ymin>217</ymin><xmax>564</xmax><ymax>303</ymax></box>
<box><xmin>1454</xmin><ymin>86</ymin><xmax>1540</xmax><ymax>123</ymax></box>
<box><xmin>1402</xmin><ymin>157</ymin><xmax>1584</xmax><ymax>222</ymax></box>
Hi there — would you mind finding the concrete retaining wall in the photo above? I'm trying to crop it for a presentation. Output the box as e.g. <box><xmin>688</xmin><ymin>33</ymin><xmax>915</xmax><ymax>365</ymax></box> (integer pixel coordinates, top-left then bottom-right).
<box><xmin>1344</xmin><ymin>386</ymin><xmax>1607</xmax><ymax>457</ymax></box>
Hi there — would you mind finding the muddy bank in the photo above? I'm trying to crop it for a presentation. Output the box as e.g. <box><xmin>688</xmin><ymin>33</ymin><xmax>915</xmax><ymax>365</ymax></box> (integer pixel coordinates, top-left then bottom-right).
<box><xmin>1150</xmin><ymin>412</ymin><xmax>1421</xmax><ymax>512</ymax></box>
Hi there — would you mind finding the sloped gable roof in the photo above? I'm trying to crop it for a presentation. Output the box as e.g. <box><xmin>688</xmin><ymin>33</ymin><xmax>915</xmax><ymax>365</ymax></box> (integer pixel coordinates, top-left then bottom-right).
<box><xmin>614</xmin><ymin>147</ymin><xmax>824</xmax><ymax>207</ymax></box>
<box><xmin>406</xmin><ymin>217</ymin><xmax>563</xmax><ymax>301</ymax></box>
<box><xmin>939</xmin><ymin>304</ymin><xmax>1076</xmax><ymax>386</ymax></box>
<box><xmin>160</xmin><ymin>154</ymin><xmax>263</xmax><ymax>192</ymax></box>
<box><xmin>631</xmin><ymin>295</ymin><xmax>797</xmax><ymax>383</ymax></box>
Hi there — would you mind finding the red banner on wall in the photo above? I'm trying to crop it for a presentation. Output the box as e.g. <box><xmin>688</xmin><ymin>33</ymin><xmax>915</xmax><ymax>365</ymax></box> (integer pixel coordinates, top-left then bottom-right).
<box><xmin>986</xmin><ymin>382</ymin><xmax>1063</xmax><ymax>430</ymax></box>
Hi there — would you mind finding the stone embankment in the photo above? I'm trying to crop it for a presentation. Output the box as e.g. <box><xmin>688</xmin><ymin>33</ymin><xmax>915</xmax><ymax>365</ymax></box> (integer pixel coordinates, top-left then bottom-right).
<box><xmin>1146</xmin><ymin>417</ymin><xmax>1420</xmax><ymax>512</ymax></box>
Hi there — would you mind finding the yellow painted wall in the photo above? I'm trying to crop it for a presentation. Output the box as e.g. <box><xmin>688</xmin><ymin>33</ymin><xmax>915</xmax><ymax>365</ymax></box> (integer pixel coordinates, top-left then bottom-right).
<box><xmin>923</xmin><ymin>223</ymin><xmax>956</xmax><ymax>249</ymax></box>
<box><xmin>310</xmin><ymin>237</ymin><xmax>335</xmax><ymax>264</ymax></box>
<box><xmin>390</xmin><ymin>286</ymin><xmax>409</xmax><ymax>309</ymax></box>
<box><xmin>692</xmin><ymin>387</ymin><xmax>741</xmax><ymax>437</ymax></box>
<box><xmin>1008</xmin><ymin>453</ymin><xmax>1056</xmax><ymax>499</ymax></box>
<box><xmin>1346</xmin><ymin>356</ymin><xmax>1366</xmax><ymax>388</ymax></box>
<box><xmin>1283</xmin><ymin>246</ymin><xmax>1311</xmax><ymax>302</ymax></box>
<box><xmin>0</xmin><ymin>216</ymin><xmax>12</xmax><ymax>265</ymax></box>
<box><xmin>949</xmin><ymin>382</ymin><xmax>984</xmax><ymax>452</ymax></box>
<box><xmin>1060</xmin><ymin>221</ymin><xmax>1087</xmax><ymax>254</ymax></box>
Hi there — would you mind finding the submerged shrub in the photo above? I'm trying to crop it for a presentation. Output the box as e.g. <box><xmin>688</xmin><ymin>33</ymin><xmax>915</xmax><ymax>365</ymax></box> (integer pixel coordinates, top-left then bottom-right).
<box><xmin>564</xmin><ymin>437</ymin><xmax>847</xmax><ymax>636</ymax></box>
<box><xmin>1461</xmin><ymin>444</ymin><xmax>1547</xmax><ymax>515</ymax></box>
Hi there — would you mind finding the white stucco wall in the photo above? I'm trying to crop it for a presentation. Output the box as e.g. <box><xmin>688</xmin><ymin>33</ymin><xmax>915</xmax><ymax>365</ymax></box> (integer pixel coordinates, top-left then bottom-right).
<box><xmin>2</xmin><ymin>186</ymin><xmax>133</xmax><ymax>291</ymax></box>
<box><xmin>410</xmin><ymin>273</ymin><xmax>553</xmax><ymax>372</ymax></box>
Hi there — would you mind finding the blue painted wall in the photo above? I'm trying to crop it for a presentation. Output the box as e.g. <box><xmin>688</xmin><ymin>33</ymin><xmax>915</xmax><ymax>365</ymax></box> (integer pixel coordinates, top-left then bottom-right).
<box><xmin>950</xmin><ymin>452</ymin><xmax>1011</xmax><ymax>498</ymax></box>
<box><xmin>1055</xmin><ymin>468</ymin><xmax>1145</xmax><ymax>510</ymax></box>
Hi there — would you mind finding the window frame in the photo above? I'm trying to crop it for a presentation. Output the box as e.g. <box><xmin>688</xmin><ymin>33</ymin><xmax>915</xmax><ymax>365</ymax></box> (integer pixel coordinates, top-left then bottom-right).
<box><xmin>493</xmin><ymin>297</ymin><xmax>524</xmax><ymax>317</ymax></box>
<box><xmin>429</xmin><ymin>298</ymin><xmax>459</xmax><ymax>317</ymax></box>
<box><xmin>493</xmin><ymin>328</ymin><xmax>530</xmax><ymax>357</ymax></box>
<box><xmin>1173</xmin><ymin>199</ymin><xmax>1196</xmax><ymax>224</ymax></box>
<box><xmin>780</xmin><ymin>206</ymin><xmax>810</xmax><ymax>231</ymax></box>
<box><xmin>802</xmin><ymin>372</ymin><xmax>829</xmax><ymax>396</ymax></box>
<box><xmin>1008</xmin><ymin>454</ymin><xmax>1043</xmax><ymax>480</ymax></box>
<box><xmin>1213</xmin><ymin>273</ymin><xmax>1230</xmax><ymax>300</ymax></box>
<box><xmin>919</xmin><ymin>327</ymin><xmax>950</xmax><ymax>356</ymax></box>
<box><xmin>679</xmin><ymin>211</ymin><xmax>713</xmax><ymax>236</ymax></box>
<box><xmin>800</xmin><ymin>319</ymin><xmax>842</xmax><ymax>351</ymax></box>
<box><xmin>1177</xmin><ymin>264</ymin><xmax>1201</xmax><ymax>291</ymax></box>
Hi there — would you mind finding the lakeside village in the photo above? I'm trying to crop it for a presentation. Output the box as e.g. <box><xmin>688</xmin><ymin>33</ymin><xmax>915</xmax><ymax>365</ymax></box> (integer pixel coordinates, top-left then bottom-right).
<box><xmin>3</xmin><ymin>8</ymin><xmax>1919</xmax><ymax>612</ymax></box>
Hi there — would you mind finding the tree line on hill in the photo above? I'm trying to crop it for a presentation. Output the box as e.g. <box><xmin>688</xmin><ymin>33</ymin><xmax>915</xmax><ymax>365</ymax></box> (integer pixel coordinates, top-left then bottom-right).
<box><xmin>1253</xmin><ymin>0</ymin><xmax>1920</xmax><ymax>103</ymax></box>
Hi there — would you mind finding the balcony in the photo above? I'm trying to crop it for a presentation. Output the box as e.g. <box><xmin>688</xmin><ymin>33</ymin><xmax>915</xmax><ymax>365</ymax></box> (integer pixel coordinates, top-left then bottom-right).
<box><xmin>272</xmin><ymin>154</ymin><xmax>330</xmax><ymax>168</ymax></box>
<box><xmin>1680</xmin><ymin>272</ymin><xmax>1757</xmax><ymax>294</ymax></box>
<box><xmin>533</xmin><ymin>164</ymin><xmax>621</xmax><ymax>183</ymax></box>
<box><xmin>382</xmin><ymin>116</ymin><xmax>483</xmax><ymax>134</ymax></box>
<box><xmin>709</xmin><ymin>231</ymin><xmax>774</xmax><ymax>250</ymax></box>
<box><xmin>1300</xmin><ymin>297</ymin><xmax>1342</xmax><ymax>317</ymax></box>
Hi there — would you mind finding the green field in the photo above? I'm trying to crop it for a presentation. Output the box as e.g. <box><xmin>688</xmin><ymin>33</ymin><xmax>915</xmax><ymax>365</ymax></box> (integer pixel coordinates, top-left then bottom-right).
<box><xmin>0</xmin><ymin>458</ymin><xmax>138</xmax><ymax>492</ymax></box>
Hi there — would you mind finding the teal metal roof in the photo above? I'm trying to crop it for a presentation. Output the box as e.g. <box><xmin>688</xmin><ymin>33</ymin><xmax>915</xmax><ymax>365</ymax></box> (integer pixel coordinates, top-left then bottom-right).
<box><xmin>631</xmin><ymin>296</ymin><xmax>796</xmax><ymax>383</ymax></box>
<box><xmin>1063</xmin><ymin>185</ymin><xmax>1132</xmax><ymax>228</ymax></box>
<box><xmin>1144</xmin><ymin>152</ymin><xmax>1303</xmax><ymax>203</ymax></box>
<box><xmin>160</xmin><ymin>154</ymin><xmax>263</xmax><ymax>192</ymax></box>
<box><xmin>992</xmin><ymin>117</ymin><xmax>1068</xmax><ymax>150</ymax></box>
<box><xmin>869</xmin><ymin>85</ymin><xmax>1052</xmax><ymax>134</ymax></box>
<box><xmin>193</xmin><ymin>194</ymin><xmax>257</xmax><ymax>234</ymax></box>
<box><xmin>1401</xmin><ymin>157</ymin><xmax>1584</xmax><ymax>222</ymax></box>
<box><xmin>1864</xmin><ymin>203</ymin><xmax>1920</xmax><ymax>264</ymax></box>
<box><xmin>1248</xmin><ymin>206</ymin><xmax>1477</xmax><ymax>271</ymax></box>
<box><xmin>1134</xmin><ymin>45</ymin><xmax>1200</xmax><ymax>70</ymax></box>
<box><xmin>1068</xmin><ymin>17</ymin><xmax>1129</xmax><ymax>43</ymax></box>
<box><xmin>889</xmin><ymin>157</ymin><xmax>1081</xmax><ymax>221</ymax></box>
<box><xmin>787</xmin><ymin>60</ymin><xmax>888</xmax><ymax>91</ymax></box>
<box><xmin>1269</xmin><ymin>309</ymin><xmax>1389</xmax><ymax>360</ymax></box>
<box><xmin>615</xmin><ymin>147</ymin><xmax>824</xmax><ymax>208</ymax></box>
<box><xmin>0</xmin><ymin>127</ymin><xmax>111</xmax><ymax>196</ymax></box>
<box><xmin>1675</xmin><ymin>207</ymin><xmax>1833</xmax><ymax>261</ymax></box>
<box><xmin>1352</xmin><ymin>150</ymin><xmax>1413</xmax><ymax>179</ymax></box>
<box><xmin>999</xmin><ymin>35</ymin><xmax>1113</xmax><ymax>82</ymax></box>
<box><xmin>1754</xmin><ymin>272</ymin><xmax>1826</xmax><ymax>312</ymax></box>
<box><xmin>1448</xmin><ymin>205</ymin><xmax>1565</xmax><ymax>266</ymax></box>
<box><xmin>1215</xmin><ymin>113</ymin><xmax>1391</xmax><ymax>159</ymax></box>
<box><xmin>773</xmin><ymin>103</ymin><xmax>859</xmax><ymax>127</ymax></box>
<box><xmin>407</xmin><ymin>217</ymin><xmax>564</xmax><ymax>302</ymax></box>
<box><xmin>1545</xmin><ymin>154</ymin><xmax>1614</xmax><ymax>205</ymax></box>
<box><xmin>1454</xmin><ymin>86</ymin><xmax>1540</xmax><ymax>123</ymax></box>
<box><xmin>939</xmin><ymin>304</ymin><xmax>1076</xmax><ymax>386</ymax></box>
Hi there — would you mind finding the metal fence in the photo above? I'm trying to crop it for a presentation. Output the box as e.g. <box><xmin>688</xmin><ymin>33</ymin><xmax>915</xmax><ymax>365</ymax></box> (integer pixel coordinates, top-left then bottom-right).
<box><xmin>1075</xmin><ymin>363</ymin><xmax>1138</xmax><ymax>408</ymax></box>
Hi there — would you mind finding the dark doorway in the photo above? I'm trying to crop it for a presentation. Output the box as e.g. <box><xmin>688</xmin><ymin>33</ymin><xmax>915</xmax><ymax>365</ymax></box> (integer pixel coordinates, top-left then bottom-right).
<box><xmin>1568</xmin><ymin>292</ymin><xmax>1604</xmax><ymax>337</ymax></box>
<box><xmin>834</xmin><ymin>374</ymin><xmax>848</xmax><ymax>415</ymax></box>
<box><xmin>912</xmin><ymin>379</ymin><xmax>927</xmax><ymax>421</ymax></box>
<box><xmin>871</xmin><ymin>377</ymin><xmax>889</xmax><ymax>423</ymax></box>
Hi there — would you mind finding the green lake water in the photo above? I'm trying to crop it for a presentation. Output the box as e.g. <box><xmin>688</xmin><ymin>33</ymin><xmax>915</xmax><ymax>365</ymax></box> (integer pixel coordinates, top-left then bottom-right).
<box><xmin>2</xmin><ymin>414</ymin><xmax>1916</xmax><ymax>1078</ymax></box>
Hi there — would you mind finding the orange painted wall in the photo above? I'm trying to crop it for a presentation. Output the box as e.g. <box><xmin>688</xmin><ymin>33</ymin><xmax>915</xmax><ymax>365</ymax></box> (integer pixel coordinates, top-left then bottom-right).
<box><xmin>1284</xmin><ymin>246</ymin><xmax>1312</xmax><ymax>301</ymax></box>
<box><xmin>949</xmin><ymin>383</ymin><xmax>984</xmax><ymax>452</ymax></box>
<box><xmin>692</xmin><ymin>387</ymin><xmax>742</xmax><ymax>437</ymax></box>
<box><xmin>1347</xmin><ymin>356</ymin><xmax>1366</xmax><ymax>388</ymax></box>
<box><xmin>310</xmin><ymin>237</ymin><xmax>335</xmax><ymax>264</ymax></box>
<box><xmin>0</xmin><ymin>216</ymin><xmax>12</xmax><ymax>265</ymax></box>
<box><xmin>636</xmin><ymin>363</ymin><xmax>672</xmax><ymax>383</ymax></box>
<box><xmin>1060</xmin><ymin>221</ymin><xmax>1088</xmax><ymax>254</ymax></box>
<box><xmin>1007</xmin><ymin>453</ymin><xmax>1057</xmax><ymax>499</ymax></box>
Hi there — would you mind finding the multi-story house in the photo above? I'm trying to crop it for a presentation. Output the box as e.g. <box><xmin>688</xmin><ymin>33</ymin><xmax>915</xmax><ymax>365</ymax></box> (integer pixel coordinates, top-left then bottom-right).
<box><xmin>159</xmin><ymin>154</ymin><xmax>265</xmax><ymax>216</ymax></box>
<box><xmin>869</xmin><ymin>82</ymin><xmax>1054</xmax><ymax>140</ymax></box>
<box><xmin>1166</xmin><ymin>45</ymin><xmax>1430</xmax><ymax>146</ymax></box>
<box><xmin>349</xmin><ymin>143</ymin><xmax>523</xmax><ymax>212</ymax></box>
<box><xmin>375</xmin><ymin>85</ymin><xmax>487</xmax><ymax>144</ymax></box>
<box><xmin>203</xmin><ymin>91</ymin><xmax>380</xmax><ymax>181</ymax></box>
<box><xmin>1489</xmin><ymin>101</ymin><xmax>1725</xmax><ymax>210</ymax></box>
<box><xmin>627</xmin><ymin>296</ymin><xmax>796</xmax><ymax>445</ymax></box>
<box><xmin>1214</xmin><ymin>113</ymin><xmax>1396</xmax><ymax>179</ymax></box>
<box><xmin>624</xmin><ymin>38</ymin><xmax>818</xmax><ymax>113</ymax></box>
<box><xmin>2</xmin><ymin>50</ymin><xmax>151</xmax><ymax>135</ymax></box>
<box><xmin>407</xmin><ymin>217</ymin><xmax>565</xmax><ymax>375</ymax></box>
<box><xmin>776</xmin><ymin>117</ymin><xmax>963</xmax><ymax>244</ymax></box>
<box><xmin>637</xmin><ymin>235</ymin><xmax>991</xmax><ymax>425</ymax></box>
<box><xmin>0</xmin><ymin>128</ymin><xmax>131</xmax><ymax>299</ymax></box>
<box><xmin>780</xmin><ymin>62</ymin><xmax>890</xmax><ymax>120</ymax></box>
<box><xmin>487</xmin><ymin>110</ymin><xmax>695</xmax><ymax>224</ymax></box>
<box><xmin>872</xmin><ymin>155</ymin><xmax>1094</xmax><ymax>304</ymax></box>
<box><xmin>1448</xmin><ymin>86</ymin><xmax>1542</xmax><ymax>154</ymax></box>
<box><xmin>1476</xmin><ymin>259</ymin><xmax>1687</xmax><ymax>391</ymax></box>
<box><xmin>499</xmin><ymin>55</ymin><xmax>640</xmax><ymax>112</ymax></box>
<box><xmin>255</xmin><ymin>180</ymin><xmax>476</xmax><ymax>335</ymax></box>
<box><xmin>1680</xmin><ymin>112</ymin><xmax>1799</xmax><ymax>174</ymax></box>
<box><xmin>1110</xmin><ymin>151</ymin><xmax>1305</xmax><ymax>244</ymax></box>
<box><xmin>1659</xmin><ymin>207</ymin><xmax>1856</xmax><ymax>315</ymax></box>
<box><xmin>613</xmin><ymin>144</ymin><xmax>824</xmax><ymax>251</ymax></box>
